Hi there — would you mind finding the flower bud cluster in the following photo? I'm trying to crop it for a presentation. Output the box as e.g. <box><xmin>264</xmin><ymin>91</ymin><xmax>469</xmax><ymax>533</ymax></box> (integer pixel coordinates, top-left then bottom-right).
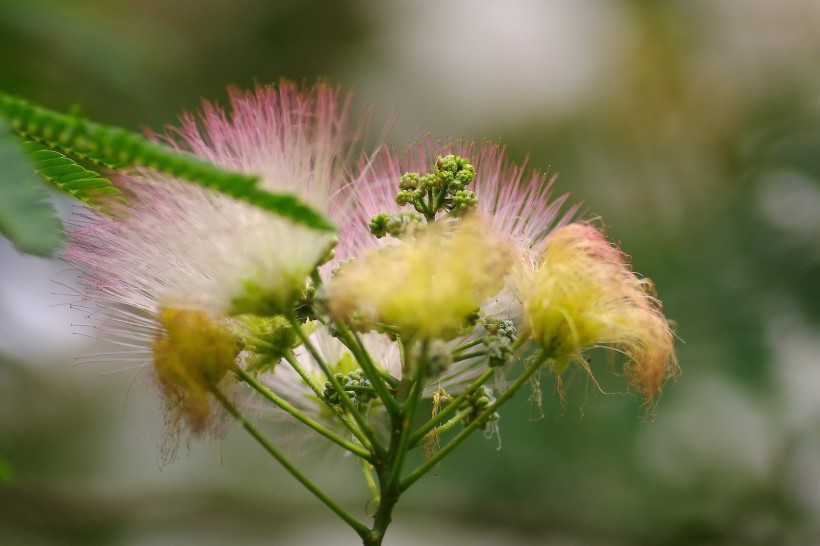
<box><xmin>483</xmin><ymin>317</ymin><xmax>516</xmax><ymax>342</ymax></box>
<box><xmin>394</xmin><ymin>154</ymin><xmax>477</xmax><ymax>220</ymax></box>
<box><xmin>460</xmin><ymin>386</ymin><xmax>499</xmax><ymax>430</ymax></box>
<box><xmin>323</xmin><ymin>370</ymin><xmax>376</xmax><ymax>410</ymax></box>
<box><xmin>479</xmin><ymin>318</ymin><xmax>516</xmax><ymax>367</ymax></box>
<box><xmin>369</xmin><ymin>210</ymin><xmax>425</xmax><ymax>239</ymax></box>
<box><xmin>482</xmin><ymin>336</ymin><xmax>513</xmax><ymax>368</ymax></box>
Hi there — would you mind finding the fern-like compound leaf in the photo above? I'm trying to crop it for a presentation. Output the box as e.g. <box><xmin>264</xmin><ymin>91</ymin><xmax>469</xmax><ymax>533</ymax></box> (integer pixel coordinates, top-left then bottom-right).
<box><xmin>0</xmin><ymin>94</ymin><xmax>335</xmax><ymax>231</ymax></box>
<box><xmin>0</xmin><ymin>120</ymin><xmax>65</xmax><ymax>257</ymax></box>
<box><xmin>22</xmin><ymin>141</ymin><xmax>125</xmax><ymax>214</ymax></box>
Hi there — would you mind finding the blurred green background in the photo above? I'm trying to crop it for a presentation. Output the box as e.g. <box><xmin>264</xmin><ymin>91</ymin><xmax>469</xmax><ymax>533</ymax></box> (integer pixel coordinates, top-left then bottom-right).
<box><xmin>2</xmin><ymin>1</ymin><xmax>819</xmax><ymax>544</ymax></box>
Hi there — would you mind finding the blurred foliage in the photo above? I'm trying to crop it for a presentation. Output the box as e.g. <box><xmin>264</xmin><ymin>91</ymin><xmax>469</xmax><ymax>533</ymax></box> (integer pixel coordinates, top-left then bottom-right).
<box><xmin>1</xmin><ymin>0</ymin><xmax>818</xmax><ymax>544</ymax></box>
<box><xmin>0</xmin><ymin>119</ymin><xmax>65</xmax><ymax>256</ymax></box>
<box><xmin>0</xmin><ymin>0</ymin><xmax>368</xmax><ymax>126</ymax></box>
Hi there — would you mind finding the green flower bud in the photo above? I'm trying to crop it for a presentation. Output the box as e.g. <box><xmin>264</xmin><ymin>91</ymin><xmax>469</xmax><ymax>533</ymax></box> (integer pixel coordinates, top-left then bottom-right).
<box><xmin>395</xmin><ymin>190</ymin><xmax>414</xmax><ymax>206</ymax></box>
<box><xmin>322</xmin><ymin>368</ymin><xmax>376</xmax><ymax>409</ymax></box>
<box><xmin>369</xmin><ymin>212</ymin><xmax>391</xmax><ymax>238</ymax></box>
<box><xmin>459</xmin><ymin>386</ymin><xmax>499</xmax><ymax>430</ymax></box>
<box><xmin>399</xmin><ymin>172</ymin><xmax>420</xmax><ymax>190</ymax></box>
<box><xmin>464</xmin><ymin>310</ymin><xmax>482</xmax><ymax>328</ymax></box>
<box><xmin>451</xmin><ymin>189</ymin><xmax>478</xmax><ymax>213</ymax></box>
<box><xmin>456</xmin><ymin>163</ymin><xmax>475</xmax><ymax>186</ymax></box>
<box><xmin>419</xmin><ymin>173</ymin><xmax>439</xmax><ymax>191</ymax></box>
<box><xmin>483</xmin><ymin>335</ymin><xmax>513</xmax><ymax>368</ymax></box>
<box><xmin>483</xmin><ymin>317</ymin><xmax>516</xmax><ymax>342</ymax></box>
<box><xmin>385</xmin><ymin>211</ymin><xmax>425</xmax><ymax>238</ymax></box>
<box><xmin>233</xmin><ymin>315</ymin><xmax>300</xmax><ymax>372</ymax></box>
<box><xmin>436</xmin><ymin>154</ymin><xmax>458</xmax><ymax>176</ymax></box>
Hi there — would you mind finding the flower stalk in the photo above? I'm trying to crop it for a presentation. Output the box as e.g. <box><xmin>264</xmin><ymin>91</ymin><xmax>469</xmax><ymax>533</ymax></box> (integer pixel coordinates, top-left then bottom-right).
<box><xmin>233</xmin><ymin>366</ymin><xmax>372</xmax><ymax>461</ymax></box>
<box><xmin>209</xmin><ymin>386</ymin><xmax>371</xmax><ymax>540</ymax></box>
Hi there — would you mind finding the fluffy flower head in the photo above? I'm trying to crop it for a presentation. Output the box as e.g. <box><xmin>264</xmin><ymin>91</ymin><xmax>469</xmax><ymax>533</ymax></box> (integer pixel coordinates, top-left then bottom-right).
<box><xmin>153</xmin><ymin>307</ymin><xmax>239</xmax><ymax>434</ymax></box>
<box><xmin>65</xmin><ymin>83</ymin><xmax>362</xmax><ymax>440</ymax></box>
<box><xmin>68</xmin><ymin>82</ymin><xmax>357</xmax><ymax>321</ymax></box>
<box><xmin>328</xmin><ymin>215</ymin><xmax>515</xmax><ymax>339</ymax></box>
<box><xmin>518</xmin><ymin>223</ymin><xmax>678</xmax><ymax>402</ymax></box>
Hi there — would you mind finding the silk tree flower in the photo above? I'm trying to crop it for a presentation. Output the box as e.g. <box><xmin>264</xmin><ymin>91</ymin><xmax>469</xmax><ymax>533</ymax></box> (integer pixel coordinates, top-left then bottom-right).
<box><xmin>254</xmin><ymin>215</ymin><xmax>516</xmax><ymax>427</ymax></box>
<box><xmin>516</xmin><ymin>223</ymin><xmax>678</xmax><ymax>403</ymax></box>
<box><xmin>65</xmin><ymin>83</ymin><xmax>363</xmax><ymax>441</ymax></box>
<box><xmin>311</xmin><ymin>140</ymin><xmax>577</xmax><ymax>392</ymax></box>
<box><xmin>327</xmin><ymin>215</ymin><xmax>515</xmax><ymax>340</ymax></box>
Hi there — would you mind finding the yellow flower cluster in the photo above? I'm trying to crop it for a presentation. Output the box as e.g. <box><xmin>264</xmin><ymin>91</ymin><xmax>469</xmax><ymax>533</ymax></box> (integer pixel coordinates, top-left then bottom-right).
<box><xmin>518</xmin><ymin>223</ymin><xmax>678</xmax><ymax>402</ymax></box>
<box><xmin>328</xmin><ymin>216</ymin><xmax>514</xmax><ymax>339</ymax></box>
<box><xmin>152</xmin><ymin>307</ymin><xmax>240</xmax><ymax>435</ymax></box>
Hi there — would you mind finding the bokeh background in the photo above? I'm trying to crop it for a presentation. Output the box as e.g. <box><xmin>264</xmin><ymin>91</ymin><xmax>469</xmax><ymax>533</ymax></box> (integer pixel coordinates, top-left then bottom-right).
<box><xmin>2</xmin><ymin>1</ymin><xmax>820</xmax><ymax>544</ymax></box>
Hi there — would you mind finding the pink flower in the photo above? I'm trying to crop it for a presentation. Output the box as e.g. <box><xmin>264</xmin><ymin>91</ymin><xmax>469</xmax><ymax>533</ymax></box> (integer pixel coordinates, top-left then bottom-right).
<box><xmin>297</xmin><ymin>138</ymin><xmax>579</xmax><ymax>395</ymax></box>
<box><xmin>65</xmin><ymin>83</ymin><xmax>365</xmax><ymax>440</ymax></box>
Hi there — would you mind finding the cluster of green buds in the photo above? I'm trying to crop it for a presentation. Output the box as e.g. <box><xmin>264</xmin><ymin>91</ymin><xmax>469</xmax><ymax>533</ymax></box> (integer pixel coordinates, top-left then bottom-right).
<box><xmin>294</xmin><ymin>278</ymin><xmax>320</xmax><ymax>321</ymax></box>
<box><xmin>459</xmin><ymin>386</ymin><xmax>499</xmax><ymax>431</ymax></box>
<box><xmin>482</xmin><ymin>318</ymin><xmax>517</xmax><ymax>368</ymax></box>
<box><xmin>369</xmin><ymin>210</ymin><xmax>425</xmax><ymax>239</ymax></box>
<box><xmin>323</xmin><ymin>370</ymin><xmax>376</xmax><ymax>410</ymax></box>
<box><xmin>370</xmin><ymin>154</ymin><xmax>478</xmax><ymax>234</ymax></box>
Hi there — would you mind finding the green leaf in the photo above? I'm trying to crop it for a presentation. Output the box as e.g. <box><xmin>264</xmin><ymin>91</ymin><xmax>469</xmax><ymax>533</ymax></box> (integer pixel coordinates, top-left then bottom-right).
<box><xmin>22</xmin><ymin>141</ymin><xmax>126</xmax><ymax>213</ymax></box>
<box><xmin>0</xmin><ymin>119</ymin><xmax>65</xmax><ymax>257</ymax></box>
<box><xmin>0</xmin><ymin>93</ymin><xmax>335</xmax><ymax>231</ymax></box>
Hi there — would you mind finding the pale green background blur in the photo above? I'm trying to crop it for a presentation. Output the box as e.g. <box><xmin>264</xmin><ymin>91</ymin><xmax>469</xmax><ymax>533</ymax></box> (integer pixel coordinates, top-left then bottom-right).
<box><xmin>1</xmin><ymin>1</ymin><xmax>819</xmax><ymax>544</ymax></box>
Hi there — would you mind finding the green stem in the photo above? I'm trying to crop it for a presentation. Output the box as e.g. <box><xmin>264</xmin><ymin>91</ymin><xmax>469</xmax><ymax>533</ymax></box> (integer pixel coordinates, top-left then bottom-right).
<box><xmin>410</xmin><ymin>368</ymin><xmax>495</xmax><ymax>447</ymax></box>
<box><xmin>377</xmin><ymin>368</ymin><xmax>400</xmax><ymax>388</ymax></box>
<box><xmin>387</xmin><ymin>356</ymin><xmax>425</xmax><ymax>492</ymax></box>
<box><xmin>364</xmin><ymin>340</ymin><xmax>427</xmax><ymax>546</ymax></box>
<box><xmin>452</xmin><ymin>350</ymin><xmax>486</xmax><ymax>363</ymax></box>
<box><xmin>334</xmin><ymin>322</ymin><xmax>400</xmax><ymax>417</ymax></box>
<box><xmin>210</xmin><ymin>387</ymin><xmax>369</xmax><ymax>540</ymax></box>
<box><xmin>374</xmin><ymin>323</ymin><xmax>401</xmax><ymax>336</ymax></box>
<box><xmin>413</xmin><ymin>195</ymin><xmax>433</xmax><ymax>219</ymax></box>
<box><xmin>283</xmin><ymin>345</ymin><xmax>374</xmax><ymax>453</ymax></box>
<box><xmin>310</xmin><ymin>269</ymin><xmax>323</xmax><ymax>289</ymax></box>
<box><xmin>282</xmin><ymin>350</ymin><xmax>324</xmax><ymax>400</ymax></box>
<box><xmin>431</xmin><ymin>186</ymin><xmax>448</xmax><ymax>215</ymax></box>
<box><xmin>353</xmin><ymin>329</ymin><xmax>400</xmax><ymax>407</ymax></box>
<box><xmin>233</xmin><ymin>366</ymin><xmax>372</xmax><ymax>461</ymax></box>
<box><xmin>399</xmin><ymin>338</ymin><xmax>409</xmax><ymax>377</ymax></box>
<box><xmin>400</xmin><ymin>358</ymin><xmax>546</xmax><ymax>492</ymax></box>
<box><xmin>360</xmin><ymin>459</ymin><xmax>381</xmax><ymax>508</ymax></box>
<box><xmin>430</xmin><ymin>408</ymin><xmax>473</xmax><ymax>437</ymax></box>
<box><xmin>344</xmin><ymin>385</ymin><xmax>379</xmax><ymax>394</ymax></box>
<box><xmin>289</xmin><ymin>316</ymin><xmax>386</xmax><ymax>459</ymax></box>
<box><xmin>452</xmin><ymin>338</ymin><xmax>484</xmax><ymax>353</ymax></box>
<box><xmin>308</xmin><ymin>309</ymin><xmax>399</xmax><ymax>415</ymax></box>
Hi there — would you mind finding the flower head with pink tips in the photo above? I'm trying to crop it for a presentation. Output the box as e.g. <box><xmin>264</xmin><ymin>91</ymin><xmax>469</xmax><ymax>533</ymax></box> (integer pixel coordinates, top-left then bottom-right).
<box><xmin>63</xmin><ymin>82</ymin><xmax>677</xmax><ymax>482</ymax></box>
